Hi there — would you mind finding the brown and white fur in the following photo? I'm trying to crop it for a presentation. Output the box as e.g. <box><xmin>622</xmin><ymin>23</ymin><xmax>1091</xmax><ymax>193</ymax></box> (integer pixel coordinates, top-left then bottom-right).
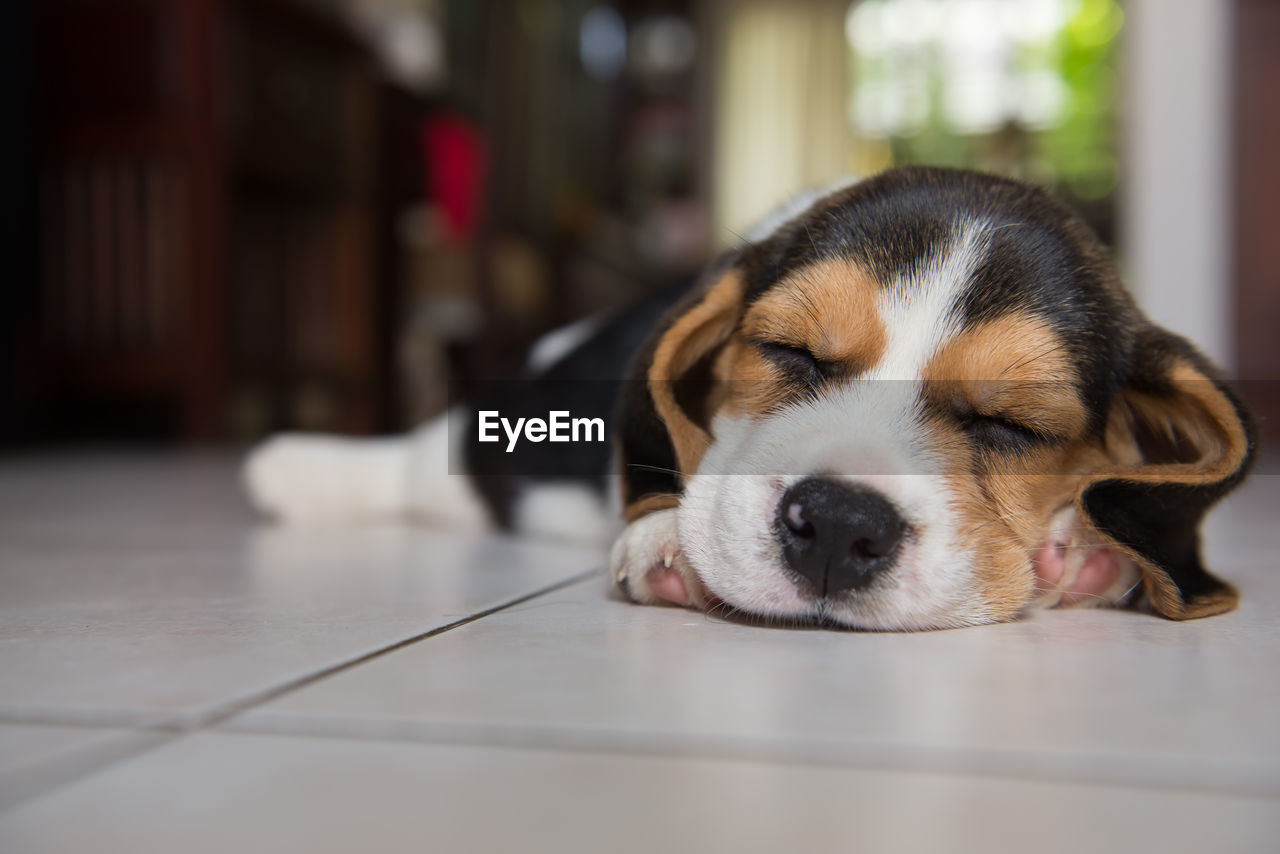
<box><xmin>246</xmin><ymin>167</ymin><xmax>1255</xmax><ymax>631</ymax></box>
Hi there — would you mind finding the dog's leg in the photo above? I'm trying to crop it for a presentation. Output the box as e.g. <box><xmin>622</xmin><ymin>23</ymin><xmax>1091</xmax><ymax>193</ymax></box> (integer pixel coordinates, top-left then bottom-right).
<box><xmin>609</xmin><ymin>508</ymin><xmax>709</xmax><ymax>608</ymax></box>
<box><xmin>244</xmin><ymin>415</ymin><xmax>490</xmax><ymax>529</ymax></box>
<box><xmin>243</xmin><ymin>432</ymin><xmax>409</xmax><ymax>524</ymax></box>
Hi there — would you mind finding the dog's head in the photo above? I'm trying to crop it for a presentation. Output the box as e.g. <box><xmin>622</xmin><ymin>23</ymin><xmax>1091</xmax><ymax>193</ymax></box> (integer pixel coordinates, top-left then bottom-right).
<box><xmin>619</xmin><ymin>167</ymin><xmax>1255</xmax><ymax>630</ymax></box>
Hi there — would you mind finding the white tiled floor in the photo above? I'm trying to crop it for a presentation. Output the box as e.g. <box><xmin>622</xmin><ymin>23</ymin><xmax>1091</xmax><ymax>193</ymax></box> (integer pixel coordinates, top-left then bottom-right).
<box><xmin>0</xmin><ymin>454</ymin><xmax>597</xmax><ymax>727</ymax></box>
<box><xmin>0</xmin><ymin>725</ymin><xmax>117</xmax><ymax>776</ymax></box>
<box><xmin>1</xmin><ymin>452</ymin><xmax>1278</xmax><ymax>851</ymax></box>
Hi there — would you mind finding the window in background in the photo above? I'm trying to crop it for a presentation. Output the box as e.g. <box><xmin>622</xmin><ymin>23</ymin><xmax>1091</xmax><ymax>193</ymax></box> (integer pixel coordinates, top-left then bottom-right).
<box><xmin>710</xmin><ymin>0</ymin><xmax>851</xmax><ymax>242</ymax></box>
<box><xmin>846</xmin><ymin>0</ymin><xmax>1122</xmax><ymax>241</ymax></box>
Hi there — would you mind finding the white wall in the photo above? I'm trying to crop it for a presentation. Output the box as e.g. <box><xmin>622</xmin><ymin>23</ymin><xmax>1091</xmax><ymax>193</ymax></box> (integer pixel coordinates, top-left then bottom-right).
<box><xmin>1122</xmin><ymin>0</ymin><xmax>1233</xmax><ymax>367</ymax></box>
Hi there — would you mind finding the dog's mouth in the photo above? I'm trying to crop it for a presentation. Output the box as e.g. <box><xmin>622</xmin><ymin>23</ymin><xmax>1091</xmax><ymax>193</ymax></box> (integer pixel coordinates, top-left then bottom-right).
<box><xmin>647</xmin><ymin>535</ymin><xmax>1138</xmax><ymax>621</ymax></box>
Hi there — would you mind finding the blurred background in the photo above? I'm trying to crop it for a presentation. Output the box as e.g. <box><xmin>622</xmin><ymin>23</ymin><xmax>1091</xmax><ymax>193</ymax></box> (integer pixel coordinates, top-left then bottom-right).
<box><xmin>5</xmin><ymin>0</ymin><xmax>1277</xmax><ymax>446</ymax></box>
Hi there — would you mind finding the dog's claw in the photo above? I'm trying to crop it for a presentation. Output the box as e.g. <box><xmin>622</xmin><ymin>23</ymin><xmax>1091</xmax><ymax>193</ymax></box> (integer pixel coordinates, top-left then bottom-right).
<box><xmin>610</xmin><ymin>508</ymin><xmax>710</xmax><ymax>609</ymax></box>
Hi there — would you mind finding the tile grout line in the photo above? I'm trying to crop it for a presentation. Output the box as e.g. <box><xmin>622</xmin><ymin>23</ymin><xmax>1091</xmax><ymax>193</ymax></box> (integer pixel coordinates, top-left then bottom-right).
<box><xmin>217</xmin><ymin>715</ymin><xmax>1280</xmax><ymax>802</ymax></box>
<box><xmin>0</xmin><ymin>568</ymin><xmax>602</xmax><ymax>814</ymax></box>
<box><xmin>189</xmin><ymin>568</ymin><xmax>603</xmax><ymax>732</ymax></box>
<box><xmin>13</xmin><ymin>562</ymin><xmax>1276</xmax><ymax>808</ymax></box>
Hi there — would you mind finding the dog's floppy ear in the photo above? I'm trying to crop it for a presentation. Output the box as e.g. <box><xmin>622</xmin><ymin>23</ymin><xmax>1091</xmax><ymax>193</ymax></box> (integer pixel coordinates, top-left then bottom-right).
<box><xmin>614</xmin><ymin>268</ymin><xmax>746</xmax><ymax>518</ymax></box>
<box><xmin>647</xmin><ymin>270</ymin><xmax>745</xmax><ymax>476</ymax></box>
<box><xmin>1077</xmin><ymin>327</ymin><xmax>1257</xmax><ymax>619</ymax></box>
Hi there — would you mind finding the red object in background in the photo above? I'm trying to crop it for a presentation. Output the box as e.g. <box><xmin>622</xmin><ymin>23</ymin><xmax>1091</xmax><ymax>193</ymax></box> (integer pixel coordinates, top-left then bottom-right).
<box><xmin>421</xmin><ymin>114</ymin><xmax>487</xmax><ymax>243</ymax></box>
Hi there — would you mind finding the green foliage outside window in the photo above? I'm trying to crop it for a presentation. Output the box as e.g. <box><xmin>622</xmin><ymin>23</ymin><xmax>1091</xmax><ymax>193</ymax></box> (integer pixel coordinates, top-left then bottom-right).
<box><xmin>848</xmin><ymin>0</ymin><xmax>1123</xmax><ymax>204</ymax></box>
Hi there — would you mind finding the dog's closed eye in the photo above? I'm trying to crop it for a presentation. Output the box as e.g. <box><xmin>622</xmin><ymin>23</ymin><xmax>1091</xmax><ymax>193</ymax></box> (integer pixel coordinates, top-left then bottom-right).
<box><xmin>961</xmin><ymin>412</ymin><xmax>1049</xmax><ymax>451</ymax></box>
<box><xmin>753</xmin><ymin>339</ymin><xmax>840</xmax><ymax>384</ymax></box>
<box><xmin>962</xmin><ymin>414</ymin><xmax>1044</xmax><ymax>453</ymax></box>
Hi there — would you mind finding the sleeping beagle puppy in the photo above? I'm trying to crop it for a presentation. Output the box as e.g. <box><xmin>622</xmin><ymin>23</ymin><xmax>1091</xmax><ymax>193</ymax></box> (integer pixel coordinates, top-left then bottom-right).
<box><xmin>246</xmin><ymin>167</ymin><xmax>1256</xmax><ymax>631</ymax></box>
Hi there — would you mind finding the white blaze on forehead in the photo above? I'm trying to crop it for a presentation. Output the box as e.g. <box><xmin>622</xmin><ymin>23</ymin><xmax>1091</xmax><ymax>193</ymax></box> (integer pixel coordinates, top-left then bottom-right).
<box><xmin>867</xmin><ymin>220</ymin><xmax>990</xmax><ymax>382</ymax></box>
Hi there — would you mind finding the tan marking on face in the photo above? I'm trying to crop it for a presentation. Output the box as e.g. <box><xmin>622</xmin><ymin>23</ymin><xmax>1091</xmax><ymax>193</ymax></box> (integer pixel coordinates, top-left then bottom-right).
<box><xmin>923</xmin><ymin>313</ymin><xmax>1087</xmax><ymax>440</ymax></box>
<box><xmin>623</xmin><ymin>493</ymin><xmax>681</xmax><ymax>523</ymax></box>
<box><xmin>917</xmin><ymin>315</ymin><xmax>1113</xmax><ymax>619</ymax></box>
<box><xmin>946</xmin><ymin>441</ymin><xmax>1119</xmax><ymax>619</ymax></box>
<box><xmin>744</xmin><ymin>259</ymin><xmax>888</xmax><ymax>366</ymax></box>
<box><xmin>718</xmin><ymin>260</ymin><xmax>888</xmax><ymax>418</ymax></box>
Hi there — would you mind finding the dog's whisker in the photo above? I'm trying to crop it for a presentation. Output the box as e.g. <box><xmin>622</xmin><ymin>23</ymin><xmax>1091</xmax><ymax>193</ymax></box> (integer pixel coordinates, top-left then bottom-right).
<box><xmin>626</xmin><ymin>463</ymin><xmax>685</xmax><ymax>478</ymax></box>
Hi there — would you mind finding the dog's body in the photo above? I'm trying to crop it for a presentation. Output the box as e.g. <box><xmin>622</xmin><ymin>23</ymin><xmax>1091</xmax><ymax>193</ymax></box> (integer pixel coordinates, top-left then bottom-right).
<box><xmin>247</xmin><ymin>167</ymin><xmax>1255</xmax><ymax>631</ymax></box>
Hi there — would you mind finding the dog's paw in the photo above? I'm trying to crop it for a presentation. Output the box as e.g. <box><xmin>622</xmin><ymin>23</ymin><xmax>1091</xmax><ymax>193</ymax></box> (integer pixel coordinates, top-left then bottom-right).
<box><xmin>609</xmin><ymin>508</ymin><xmax>708</xmax><ymax>608</ymax></box>
<box><xmin>1030</xmin><ymin>508</ymin><xmax>1142</xmax><ymax>609</ymax></box>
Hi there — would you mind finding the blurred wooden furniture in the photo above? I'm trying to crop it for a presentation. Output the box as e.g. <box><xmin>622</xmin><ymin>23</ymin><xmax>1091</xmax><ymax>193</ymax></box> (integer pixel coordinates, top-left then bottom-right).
<box><xmin>1234</xmin><ymin>0</ymin><xmax>1280</xmax><ymax>445</ymax></box>
<box><xmin>37</xmin><ymin>0</ymin><xmax>387</xmax><ymax>439</ymax></box>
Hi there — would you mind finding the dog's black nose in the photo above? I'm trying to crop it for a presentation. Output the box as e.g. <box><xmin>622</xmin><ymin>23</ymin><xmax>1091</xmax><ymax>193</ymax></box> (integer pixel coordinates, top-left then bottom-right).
<box><xmin>776</xmin><ymin>478</ymin><xmax>905</xmax><ymax>596</ymax></box>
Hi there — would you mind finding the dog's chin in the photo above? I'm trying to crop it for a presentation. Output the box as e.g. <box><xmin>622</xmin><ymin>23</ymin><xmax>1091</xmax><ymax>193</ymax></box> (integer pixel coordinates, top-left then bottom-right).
<box><xmin>698</xmin><ymin>579</ymin><xmax>1008</xmax><ymax>631</ymax></box>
